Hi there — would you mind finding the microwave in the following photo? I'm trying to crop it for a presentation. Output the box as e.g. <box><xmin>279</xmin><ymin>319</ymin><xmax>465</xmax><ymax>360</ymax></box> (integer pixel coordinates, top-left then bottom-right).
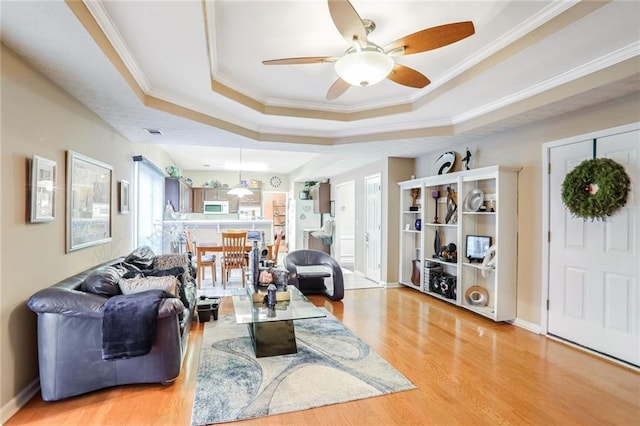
<box><xmin>203</xmin><ymin>200</ymin><xmax>229</xmax><ymax>214</ymax></box>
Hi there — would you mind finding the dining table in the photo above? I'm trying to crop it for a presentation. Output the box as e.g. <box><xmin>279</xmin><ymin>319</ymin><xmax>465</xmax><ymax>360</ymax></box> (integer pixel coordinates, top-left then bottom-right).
<box><xmin>195</xmin><ymin>242</ymin><xmax>274</xmax><ymax>281</ymax></box>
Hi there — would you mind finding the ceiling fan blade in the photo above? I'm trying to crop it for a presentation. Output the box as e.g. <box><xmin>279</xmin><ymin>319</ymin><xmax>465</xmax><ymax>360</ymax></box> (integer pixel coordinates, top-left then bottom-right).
<box><xmin>326</xmin><ymin>77</ymin><xmax>351</xmax><ymax>100</ymax></box>
<box><xmin>328</xmin><ymin>0</ymin><xmax>367</xmax><ymax>47</ymax></box>
<box><xmin>262</xmin><ymin>56</ymin><xmax>337</xmax><ymax>65</ymax></box>
<box><xmin>384</xmin><ymin>21</ymin><xmax>475</xmax><ymax>56</ymax></box>
<box><xmin>387</xmin><ymin>64</ymin><xmax>431</xmax><ymax>88</ymax></box>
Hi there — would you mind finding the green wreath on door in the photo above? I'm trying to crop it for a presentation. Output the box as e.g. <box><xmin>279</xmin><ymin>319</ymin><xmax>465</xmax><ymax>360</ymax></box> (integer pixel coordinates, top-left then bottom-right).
<box><xmin>561</xmin><ymin>157</ymin><xmax>630</xmax><ymax>221</ymax></box>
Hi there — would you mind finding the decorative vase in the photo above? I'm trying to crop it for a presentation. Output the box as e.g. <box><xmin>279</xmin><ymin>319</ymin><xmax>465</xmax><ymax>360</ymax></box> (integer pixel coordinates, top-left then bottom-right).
<box><xmin>414</xmin><ymin>218</ymin><xmax>422</xmax><ymax>231</ymax></box>
<box><xmin>411</xmin><ymin>259</ymin><xmax>421</xmax><ymax>286</ymax></box>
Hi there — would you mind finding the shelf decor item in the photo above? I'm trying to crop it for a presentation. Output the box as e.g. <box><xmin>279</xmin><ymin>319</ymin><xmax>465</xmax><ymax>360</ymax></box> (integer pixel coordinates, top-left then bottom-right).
<box><xmin>561</xmin><ymin>158</ymin><xmax>630</xmax><ymax>221</ymax></box>
<box><xmin>464</xmin><ymin>189</ymin><xmax>484</xmax><ymax>212</ymax></box>
<box><xmin>411</xmin><ymin>260</ymin><xmax>421</xmax><ymax>286</ymax></box>
<box><xmin>445</xmin><ymin>186</ymin><xmax>457</xmax><ymax>224</ymax></box>
<box><xmin>410</xmin><ymin>188</ymin><xmax>420</xmax><ymax>211</ymax></box>
<box><xmin>432</xmin><ymin>190</ymin><xmax>440</xmax><ymax>223</ymax></box>
<box><xmin>465</xmin><ymin>286</ymin><xmax>489</xmax><ymax>306</ymax></box>
<box><xmin>435</xmin><ymin>151</ymin><xmax>455</xmax><ymax>175</ymax></box>
<box><xmin>414</xmin><ymin>218</ymin><xmax>422</xmax><ymax>231</ymax></box>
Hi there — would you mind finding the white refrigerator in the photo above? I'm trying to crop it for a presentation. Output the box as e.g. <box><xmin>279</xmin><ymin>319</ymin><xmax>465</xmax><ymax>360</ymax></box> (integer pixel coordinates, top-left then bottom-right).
<box><xmin>289</xmin><ymin>199</ymin><xmax>321</xmax><ymax>251</ymax></box>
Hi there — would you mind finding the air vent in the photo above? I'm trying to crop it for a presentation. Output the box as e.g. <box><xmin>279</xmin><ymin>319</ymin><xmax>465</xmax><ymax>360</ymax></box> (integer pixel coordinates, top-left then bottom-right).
<box><xmin>144</xmin><ymin>128</ymin><xmax>163</xmax><ymax>135</ymax></box>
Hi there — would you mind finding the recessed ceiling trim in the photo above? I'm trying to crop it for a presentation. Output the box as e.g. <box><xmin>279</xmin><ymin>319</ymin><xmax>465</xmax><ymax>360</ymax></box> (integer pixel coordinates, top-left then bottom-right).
<box><xmin>203</xmin><ymin>0</ymin><xmax>588</xmax><ymax>120</ymax></box>
<box><xmin>65</xmin><ymin>0</ymin><xmax>146</xmax><ymax>102</ymax></box>
<box><xmin>414</xmin><ymin>0</ymin><xmax>611</xmax><ymax>111</ymax></box>
<box><xmin>455</xmin><ymin>56</ymin><xmax>640</xmax><ymax>134</ymax></box>
<box><xmin>453</xmin><ymin>43</ymin><xmax>640</xmax><ymax>125</ymax></box>
<box><xmin>67</xmin><ymin>0</ymin><xmax>626</xmax><ymax>148</ymax></box>
<box><xmin>83</xmin><ymin>0</ymin><xmax>151</xmax><ymax>93</ymax></box>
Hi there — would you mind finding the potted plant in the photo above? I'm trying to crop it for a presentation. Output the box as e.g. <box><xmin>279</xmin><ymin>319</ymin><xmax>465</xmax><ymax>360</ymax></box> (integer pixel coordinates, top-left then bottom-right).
<box><xmin>300</xmin><ymin>181</ymin><xmax>317</xmax><ymax>200</ymax></box>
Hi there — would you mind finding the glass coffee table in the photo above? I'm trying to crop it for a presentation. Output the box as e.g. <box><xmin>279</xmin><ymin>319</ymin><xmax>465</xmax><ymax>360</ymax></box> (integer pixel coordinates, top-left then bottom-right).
<box><xmin>232</xmin><ymin>286</ymin><xmax>326</xmax><ymax>357</ymax></box>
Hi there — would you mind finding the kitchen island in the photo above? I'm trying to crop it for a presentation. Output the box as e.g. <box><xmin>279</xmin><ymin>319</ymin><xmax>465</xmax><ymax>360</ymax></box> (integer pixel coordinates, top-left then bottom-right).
<box><xmin>162</xmin><ymin>219</ymin><xmax>274</xmax><ymax>253</ymax></box>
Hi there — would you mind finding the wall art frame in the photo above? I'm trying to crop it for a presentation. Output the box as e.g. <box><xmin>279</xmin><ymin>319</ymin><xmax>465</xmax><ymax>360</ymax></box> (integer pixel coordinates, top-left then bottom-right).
<box><xmin>119</xmin><ymin>180</ymin><xmax>130</xmax><ymax>214</ymax></box>
<box><xmin>66</xmin><ymin>150</ymin><xmax>113</xmax><ymax>252</ymax></box>
<box><xmin>29</xmin><ymin>155</ymin><xmax>57</xmax><ymax>223</ymax></box>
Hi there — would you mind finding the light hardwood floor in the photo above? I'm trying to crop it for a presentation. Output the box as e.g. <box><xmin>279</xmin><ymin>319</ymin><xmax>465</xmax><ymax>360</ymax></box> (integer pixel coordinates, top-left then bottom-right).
<box><xmin>8</xmin><ymin>287</ymin><xmax>640</xmax><ymax>425</ymax></box>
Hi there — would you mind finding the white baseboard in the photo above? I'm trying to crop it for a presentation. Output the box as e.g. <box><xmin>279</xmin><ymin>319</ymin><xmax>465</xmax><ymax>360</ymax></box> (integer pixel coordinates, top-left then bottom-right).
<box><xmin>511</xmin><ymin>318</ymin><xmax>542</xmax><ymax>334</ymax></box>
<box><xmin>1</xmin><ymin>378</ymin><xmax>39</xmax><ymax>424</ymax></box>
<box><xmin>385</xmin><ymin>281</ymin><xmax>402</xmax><ymax>288</ymax></box>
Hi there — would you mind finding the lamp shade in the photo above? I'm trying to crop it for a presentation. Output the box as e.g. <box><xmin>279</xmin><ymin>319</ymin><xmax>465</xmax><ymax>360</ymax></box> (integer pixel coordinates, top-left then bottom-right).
<box><xmin>335</xmin><ymin>49</ymin><xmax>394</xmax><ymax>87</ymax></box>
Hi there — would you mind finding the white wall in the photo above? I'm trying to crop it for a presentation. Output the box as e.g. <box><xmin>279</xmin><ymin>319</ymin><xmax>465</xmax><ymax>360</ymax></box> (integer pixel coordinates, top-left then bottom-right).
<box><xmin>0</xmin><ymin>44</ymin><xmax>174</xmax><ymax>418</ymax></box>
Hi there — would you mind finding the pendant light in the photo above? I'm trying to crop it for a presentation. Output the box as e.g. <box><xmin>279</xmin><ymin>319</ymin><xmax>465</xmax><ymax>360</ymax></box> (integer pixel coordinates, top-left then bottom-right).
<box><xmin>227</xmin><ymin>149</ymin><xmax>252</xmax><ymax>197</ymax></box>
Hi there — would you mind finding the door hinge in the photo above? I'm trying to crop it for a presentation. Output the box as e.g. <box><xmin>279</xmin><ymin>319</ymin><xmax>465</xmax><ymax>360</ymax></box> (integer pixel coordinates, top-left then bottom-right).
<box><xmin>546</xmin><ymin>299</ymin><xmax>550</xmax><ymax>311</ymax></box>
<box><xmin>548</xmin><ymin>231</ymin><xmax>551</xmax><ymax>242</ymax></box>
<box><xmin>548</xmin><ymin>163</ymin><xmax>551</xmax><ymax>174</ymax></box>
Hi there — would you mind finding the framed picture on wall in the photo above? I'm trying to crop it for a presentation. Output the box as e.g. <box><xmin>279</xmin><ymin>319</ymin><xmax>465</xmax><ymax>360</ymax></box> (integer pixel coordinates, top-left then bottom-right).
<box><xmin>66</xmin><ymin>151</ymin><xmax>113</xmax><ymax>252</ymax></box>
<box><xmin>29</xmin><ymin>155</ymin><xmax>57</xmax><ymax>223</ymax></box>
<box><xmin>119</xmin><ymin>180</ymin><xmax>130</xmax><ymax>214</ymax></box>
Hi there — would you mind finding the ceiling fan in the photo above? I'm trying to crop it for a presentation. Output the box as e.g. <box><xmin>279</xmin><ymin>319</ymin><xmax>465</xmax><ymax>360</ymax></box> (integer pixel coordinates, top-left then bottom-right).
<box><xmin>262</xmin><ymin>0</ymin><xmax>475</xmax><ymax>100</ymax></box>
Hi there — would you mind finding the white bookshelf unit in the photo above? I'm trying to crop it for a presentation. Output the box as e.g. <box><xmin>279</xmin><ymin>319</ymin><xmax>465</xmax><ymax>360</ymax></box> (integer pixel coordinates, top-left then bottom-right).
<box><xmin>398</xmin><ymin>166</ymin><xmax>519</xmax><ymax>321</ymax></box>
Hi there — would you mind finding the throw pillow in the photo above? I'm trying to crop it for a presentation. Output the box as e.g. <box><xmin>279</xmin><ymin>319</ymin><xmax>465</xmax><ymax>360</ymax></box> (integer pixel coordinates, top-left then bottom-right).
<box><xmin>124</xmin><ymin>246</ymin><xmax>155</xmax><ymax>270</ymax></box>
<box><xmin>81</xmin><ymin>266</ymin><xmax>125</xmax><ymax>297</ymax></box>
<box><xmin>122</xmin><ymin>266</ymin><xmax>185</xmax><ymax>280</ymax></box>
<box><xmin>122</xmin><ymin>266</ymin><xmax>189</xmax><ymax>307</ymax></box>
<box><xmin>118</xmin><ymin>275</ymin><xmax>179</xmax><ymax>297</ymax></box>
<box><xmin>153</xmin><ymin>254</ymin><xmax>193</xmax><ymax>283</ymax></box>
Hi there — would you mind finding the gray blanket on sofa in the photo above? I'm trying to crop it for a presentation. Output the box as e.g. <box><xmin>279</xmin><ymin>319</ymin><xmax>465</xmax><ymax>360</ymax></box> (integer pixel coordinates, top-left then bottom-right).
<box><xmin>102</xmin><ymin>289</ymin><xmax>172</xmax><ymax>360</ymax></box>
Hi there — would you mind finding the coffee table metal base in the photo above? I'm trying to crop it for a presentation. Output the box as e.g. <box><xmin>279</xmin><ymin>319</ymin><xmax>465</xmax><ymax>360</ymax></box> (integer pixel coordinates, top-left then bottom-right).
<box><xmin>248</xmin><ymin>320</ymin><xmax>297</xmax><ymax>357</ymax></box>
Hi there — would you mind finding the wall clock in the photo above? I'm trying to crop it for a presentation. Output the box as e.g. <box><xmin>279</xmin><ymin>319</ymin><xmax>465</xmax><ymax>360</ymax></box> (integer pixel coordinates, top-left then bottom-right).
<box><xmin>270</xmin><ymin>176</ymin><xmax>281</xmax><ymax>188</ymax></box>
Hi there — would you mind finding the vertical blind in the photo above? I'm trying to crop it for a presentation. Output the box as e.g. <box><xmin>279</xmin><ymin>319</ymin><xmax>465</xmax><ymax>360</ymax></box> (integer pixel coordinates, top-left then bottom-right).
<box><xmin>133</xmin><ymin>156</ymin><xmax>164</xmax><ymax>254</ymax></box>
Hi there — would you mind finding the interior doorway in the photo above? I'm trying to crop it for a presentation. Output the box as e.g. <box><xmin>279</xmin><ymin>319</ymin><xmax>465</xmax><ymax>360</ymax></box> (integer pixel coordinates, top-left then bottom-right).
<box><xmin>262</xmin><ymin>191</ymin><xmax>287</xmax><ymax>252</ymax></box>
<box><xmin>334</xmin><ymin>180</ymin><xmax>355</xmax><ymax>271</ymax></box>
<box><xmin>364</xmin><ymin>173</ymin><xmax>382</xmax><ymax>283</ymax></box>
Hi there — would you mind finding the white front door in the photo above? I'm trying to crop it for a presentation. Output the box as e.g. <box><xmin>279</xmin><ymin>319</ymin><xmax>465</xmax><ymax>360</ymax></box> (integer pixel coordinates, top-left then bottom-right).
<box><xmin>365</xmin><ymin>174</ymin><xmax>382</xmax><ymax>282</ymax></box>
<box><xmin>548</xmin><ymin>129</ymin><xmax>639</xmax><ymax>366</ymax></box>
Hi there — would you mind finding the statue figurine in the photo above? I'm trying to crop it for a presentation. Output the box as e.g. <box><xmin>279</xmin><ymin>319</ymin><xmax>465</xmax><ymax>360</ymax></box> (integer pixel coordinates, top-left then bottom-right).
<box><xmin>462</xmin><ymin>148</ymin><xmax>472</xmax><ymax>170</ymax></box>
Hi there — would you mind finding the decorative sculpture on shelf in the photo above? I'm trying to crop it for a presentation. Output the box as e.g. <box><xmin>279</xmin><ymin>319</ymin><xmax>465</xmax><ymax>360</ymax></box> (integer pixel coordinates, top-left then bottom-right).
<box><xmin>410</xmin><ymin>188</ymin><xmax>420</xmax><ymax>211</ymax></box>
<box><xmin>445</xmin><ymin>186</ymin><xmax>458</xmax><ymax>224</ymax></box>
<box><xmin>462</xmin><ymin>148</ymin><xmax>472</xmax><ymax>170</ymax></box>
<box><xmin>432</xmin><ymin>190</ymin><xmax>440</xmax><ymax>223</ymax></box>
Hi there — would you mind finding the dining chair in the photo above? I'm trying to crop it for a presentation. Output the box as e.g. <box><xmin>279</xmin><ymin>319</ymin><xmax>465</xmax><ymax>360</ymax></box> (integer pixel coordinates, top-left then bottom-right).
<box><xmin>221</xmin><ymin>230</ymin><xmax>248</xmax><ymax>288</ymax></box>
<box><xmin>186</xmin><ymin>231</ymin><xmax>216</xmax><ymax>288</ymax></box>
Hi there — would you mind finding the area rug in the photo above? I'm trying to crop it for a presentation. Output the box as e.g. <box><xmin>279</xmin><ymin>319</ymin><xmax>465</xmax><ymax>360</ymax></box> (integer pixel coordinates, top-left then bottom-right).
<box><xmin>191</xmin><ymin>310</ymin><xmax>415</xmax><ymax>425</ymax></box>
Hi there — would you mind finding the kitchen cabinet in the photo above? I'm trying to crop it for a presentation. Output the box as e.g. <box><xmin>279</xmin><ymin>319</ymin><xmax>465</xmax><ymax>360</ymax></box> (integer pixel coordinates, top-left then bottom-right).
<box><xmin>192</xmin><ymin>188</ymin><xmax>242</xmax><ymax>213</ymax></box>
<box><xmin>310</xmin><ymin>182</ymin><xmax>330</xmax><ymax>214</ymax></box>
<box><xmin>192</xmin><ymin>188</ymin><xmax>204</xmax><ymax>213</ymax></box>
<box><xmin>165</xmin><ymin>177</ymin><xmax>192</xmax><ymax>213</ymax></box>
<box><xmin>239</xmin><ymin>189</ymin><xmax>261</xmax><ymax>205</ymax></box>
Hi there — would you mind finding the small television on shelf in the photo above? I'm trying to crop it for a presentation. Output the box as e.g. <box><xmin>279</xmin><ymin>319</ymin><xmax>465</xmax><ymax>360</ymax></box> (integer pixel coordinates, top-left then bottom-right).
<box><xmin>465</xmin><ymin>235</ymin><xmax>492</xmax><ymax>262</ymax></box>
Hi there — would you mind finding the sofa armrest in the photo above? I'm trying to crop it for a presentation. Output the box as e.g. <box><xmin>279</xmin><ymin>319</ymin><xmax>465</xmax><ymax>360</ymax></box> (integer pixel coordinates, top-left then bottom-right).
<box><xmin>158</xmin><ymin>298</ymin><xmax>185</xmax><ymax>318</ymax></box>
<box><xmin>28</xmin><ymin>288</ymin><xmax>107</xmax><ymax>318</ymax></box>
<box><xmin>28</xmin><ymin>287</ymin><xmax>185</xmax><ymax>320</ymax></box>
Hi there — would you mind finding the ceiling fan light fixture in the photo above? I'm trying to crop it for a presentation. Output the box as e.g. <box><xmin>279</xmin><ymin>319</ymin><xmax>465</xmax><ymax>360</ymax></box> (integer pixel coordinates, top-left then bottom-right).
<box><xmin>335</xmin><ymin>48</ymin><xmax>394</xmax><ymax>87</ymax></box>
